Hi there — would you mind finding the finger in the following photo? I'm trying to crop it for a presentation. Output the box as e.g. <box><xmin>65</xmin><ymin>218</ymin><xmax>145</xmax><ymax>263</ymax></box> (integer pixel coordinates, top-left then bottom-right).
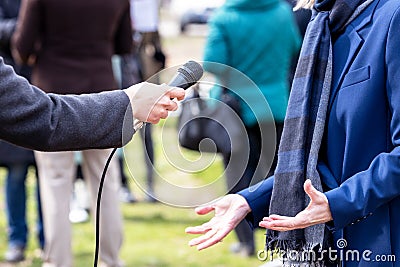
<box><xmin>168</xmin><ymin>88</ymin><xmax>185</xmax><ymax>101</ymax></box>
<box><xmin>186</xmin><ymin>218</ymin><xmax>216</xmax><ymax>234</ymax></box>
<box><xmin>258</xmin><ymin>218</ymin><xmax>294</xmax><ymax>230</ymax></box>
<box><xmin>157</xmin><ymin>95</ymin><xmax>174</xmax><ymax>106</ymax></box>
<box><xmin>166</xmin><ymin>100</ymin><xmax>178</xmax><ymax>111</ymax></box>
<box><xmin>268</xmin><ymin>214</ymin><xmax>292</xmax><ymax>220</ymax></box>
<box><xmin>259</xmin><ymin>221</ymin><xmax>293</xmax><ymax>232</ymax></box>
<box><xmin>259</xmin><ymin>216</ymin><xmax>304</xmax><ymax>230</ymax></box>
<box><xmin>185</xmin><ymin>225</ymin><xmax>211</xmax><ymax>235</ymax></box>
<box><xmin>195</xmin><ymin>205</ymin><xmax>215</xmax><ymax>215</ymax></box>
<box><xmin>259</xmin><ymin>221</ymin><xmax>274</xmax><ymax>229</ymax></box>
<box><xmin>149</xmin><ymin>106</ymin><xmax>168</xmax><ymax>121</ymax></box>
<box><xmin>259</xmin><ymin>220</ymin><xmax>293</xmax><ymax>231</ymax></box>
<box><xmin>147</xmin><ymin>115</ymin><xmax>161</xmax><ymax>124</ymax></box>
<box><xmin>261</xmin><ymin>217</ymin><xmax>273</xmax><ymax>222</ymax></box>
<box><xmin>159</xmin><ymin>108</ymin><xmax>168</xmax><ymax>119</ymax></box>
<box><xmin>304</xmin><ymin>179</ymin><xmax>321</xmax><ymax>202</ymax></box>
<box><xmin>196</xmin><ymin>227</ymin><xmax>231</xmax><ymax>250</ymax></box>
<box><xmin>260</xmin><ymin>215</ymin><xmax>294</xmax><ymax>230</ymax></box>
<box><xmin>188</xmin><ymin>228</ymin><xmax>217</xmax><ymax>247</ymax></box>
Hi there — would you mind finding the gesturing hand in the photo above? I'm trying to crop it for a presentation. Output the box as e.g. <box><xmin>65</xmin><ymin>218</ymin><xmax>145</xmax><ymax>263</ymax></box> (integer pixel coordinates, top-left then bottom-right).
<box><xmin>185</xmin><ymin>194</ymin><xmax>251</xmax><ymax>251</ymax></box>
<box><xmin>259</xmin><ymin>180</ymin><xmax>333</xmax><ymax>231</ymax></box>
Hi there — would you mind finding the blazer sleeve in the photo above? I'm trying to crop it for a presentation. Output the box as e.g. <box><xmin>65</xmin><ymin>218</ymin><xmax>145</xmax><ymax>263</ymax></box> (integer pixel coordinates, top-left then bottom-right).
<box><xmin>238</xmin><ymin>176</ymin><xmax>274</xmax><ymax>228</ymax></box>
<box><xmin>11</xmin><ymin>0</ymin><xmax>42</xmax><ymax>63</ymax></box>
<box><xmin>325</xmin><ymin>7</ymin><xmax>400</xmax><ymax>230</ymax></box>
<box><xmin>0</xmin><ymin>58</ymin><xmax>134</xmax><ymax>151</ymax></box>
<box><xmin>114</xmin><ymin>1</ymin><xmax>133</xmax><ymax>55</ymax></box>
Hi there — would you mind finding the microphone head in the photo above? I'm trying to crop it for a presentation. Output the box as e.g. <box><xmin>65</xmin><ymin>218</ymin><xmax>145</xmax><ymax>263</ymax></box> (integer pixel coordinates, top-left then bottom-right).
<box><xmin>177</xmin><ymin>60</ymin><xmax>204</xmax><ymax>84</ymax></box>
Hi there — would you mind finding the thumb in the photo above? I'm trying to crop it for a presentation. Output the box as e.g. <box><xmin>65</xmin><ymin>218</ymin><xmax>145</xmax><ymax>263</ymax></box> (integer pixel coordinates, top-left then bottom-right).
<box><xmin>168</xmin><ymin>87</ymin><xmax>185</xmax><ymax>101</ymax></box>
<box><xmin>195</xmin><ymin>205</ymin><xmax>215</xmax><ymax>215</ymax></box>
<box><xmin>304</xmin><ymin>179</ymin><xmax>321</xmax><ymax>202</ymax></box>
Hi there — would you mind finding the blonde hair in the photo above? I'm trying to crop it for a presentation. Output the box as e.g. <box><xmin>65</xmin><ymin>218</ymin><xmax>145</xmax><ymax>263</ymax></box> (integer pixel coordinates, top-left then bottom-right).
<box><xmin>294</xmin><ymin>0</ymin><xmax>315</xmax><ymax>10</ymax></box>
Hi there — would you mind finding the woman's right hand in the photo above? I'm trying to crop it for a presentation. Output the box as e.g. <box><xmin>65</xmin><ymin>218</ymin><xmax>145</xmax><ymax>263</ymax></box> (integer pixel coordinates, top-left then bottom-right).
<box><xmin>185</xmin><ymin>194</ymin><xmax>251</xmax><ymax>250</ymax></box>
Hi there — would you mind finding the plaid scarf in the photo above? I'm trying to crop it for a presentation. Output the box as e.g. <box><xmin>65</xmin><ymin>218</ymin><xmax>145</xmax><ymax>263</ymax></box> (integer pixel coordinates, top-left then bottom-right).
<box><xmin>266</xmin><ymin>0</ymin><xmax>373</xmax><ymax>265</ymax></box>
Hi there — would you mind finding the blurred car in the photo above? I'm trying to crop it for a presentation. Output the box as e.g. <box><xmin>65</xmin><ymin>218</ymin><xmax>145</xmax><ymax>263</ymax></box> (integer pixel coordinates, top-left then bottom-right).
<box><xmin>180</xmin><ymin>7</ymin><xmax>217</xmax><ymax>33</ymax></box>
<box><xmin>169</xmin><ymin>0</ymin><xmax>224</xmax><ymax>33</ymax></box>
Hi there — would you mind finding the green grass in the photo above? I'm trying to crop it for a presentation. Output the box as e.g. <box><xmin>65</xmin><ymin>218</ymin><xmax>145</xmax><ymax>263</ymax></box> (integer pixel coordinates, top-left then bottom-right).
<box><xmin>0</xmin><ymin>118</ymin><xmax>270</xmax><ymax>267</ymax></box>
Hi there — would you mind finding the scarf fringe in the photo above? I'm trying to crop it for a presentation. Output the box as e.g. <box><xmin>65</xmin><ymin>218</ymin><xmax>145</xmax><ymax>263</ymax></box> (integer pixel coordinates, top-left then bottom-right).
<box><xmin>265</xmin><ymin>235</ymin><xmax>332</xmax><ymax>267</ymax></box>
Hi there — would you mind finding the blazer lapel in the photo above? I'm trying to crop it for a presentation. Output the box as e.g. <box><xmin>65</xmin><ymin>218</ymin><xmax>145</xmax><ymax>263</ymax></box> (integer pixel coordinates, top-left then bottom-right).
<box><xmin>328</xmin><ymin>0</ymin><xmax>378</xmax><ymax>110</ymax></box>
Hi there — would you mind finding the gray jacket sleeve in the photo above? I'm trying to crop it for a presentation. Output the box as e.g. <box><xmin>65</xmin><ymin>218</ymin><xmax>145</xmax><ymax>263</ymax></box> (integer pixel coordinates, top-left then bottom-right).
<box><xmin>0</xmin><ymin>58</ymin><xmax>134</xmax><ymax>151</ymax></box>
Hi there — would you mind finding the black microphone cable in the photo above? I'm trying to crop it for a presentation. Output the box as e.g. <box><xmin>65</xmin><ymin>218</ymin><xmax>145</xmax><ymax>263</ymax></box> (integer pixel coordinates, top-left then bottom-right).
<box><xmin>92</xmin><ymin>60</ymin><xmax>203</xmax><ymax>267</ymax></box>
<box><xmin>94</xmin><ymin>147</ymin><xmax>117</xmax><ymax>267</ymax></box>
<box><xmin>93</xmin><ymin>124</ymin><xmax>146</xmax><ymax>266</ymax></box>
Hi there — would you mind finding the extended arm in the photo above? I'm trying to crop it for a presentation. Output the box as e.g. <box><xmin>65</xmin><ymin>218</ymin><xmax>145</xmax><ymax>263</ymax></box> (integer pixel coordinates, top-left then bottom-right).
<box><xmin>11</xmin><ymin>0</ymin><xmax>41</xmax><ymax>64</ymax></box>
<box><xmin>0</xmin><ymin>59</ymin><xmax>184</xmax><ymax>151</ymax></box>
<box><xmin>114</xmin><ymin>1</ymin><xmax>133</xmax><ymax>55</ymax></box>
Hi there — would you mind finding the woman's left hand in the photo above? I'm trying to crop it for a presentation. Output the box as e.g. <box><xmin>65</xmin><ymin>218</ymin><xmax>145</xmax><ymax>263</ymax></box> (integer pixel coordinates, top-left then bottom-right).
<box><xmin>259</xmin><ymin>179</ymin><xmax>333</xmax><ymax>231</ymax></box>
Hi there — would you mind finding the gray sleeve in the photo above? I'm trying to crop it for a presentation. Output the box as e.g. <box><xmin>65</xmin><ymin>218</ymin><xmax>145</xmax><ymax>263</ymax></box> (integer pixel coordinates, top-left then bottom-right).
<box><xmin>0</xmin><ymin>58</ymin><xmax>135</xmax><ymax>151</ymax></box>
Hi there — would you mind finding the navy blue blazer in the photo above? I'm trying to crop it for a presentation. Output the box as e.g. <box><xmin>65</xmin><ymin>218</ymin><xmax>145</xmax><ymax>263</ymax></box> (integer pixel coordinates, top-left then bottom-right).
<box><xmin>240</xmin><ymin>0</ymin><xmax>400</xmax><ymax>265</ymax></box>
<box><xmin>0</xmin><ymin>58</ymin><xmax>134</xmax><ymax>151</ymax></box>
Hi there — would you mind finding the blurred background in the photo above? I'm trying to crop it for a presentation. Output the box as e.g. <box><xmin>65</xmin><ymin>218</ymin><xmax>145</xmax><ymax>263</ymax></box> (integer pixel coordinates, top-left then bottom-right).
<box><xmin>0</xmin><ymin>1</ymin><xmax>269</xmax><ymax>266</ymax></box>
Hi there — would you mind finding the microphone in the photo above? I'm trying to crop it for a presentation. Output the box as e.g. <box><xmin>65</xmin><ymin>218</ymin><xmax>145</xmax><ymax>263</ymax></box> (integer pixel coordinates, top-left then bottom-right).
<box><xmin>168</xmin><ymin>60</ymin><xmax>204</xmax><ymax>89</ymax></box>
<box><xmin>134</xmin><ymin>60</ymin><xmax>204</xmax><ymax>131</ymax></box>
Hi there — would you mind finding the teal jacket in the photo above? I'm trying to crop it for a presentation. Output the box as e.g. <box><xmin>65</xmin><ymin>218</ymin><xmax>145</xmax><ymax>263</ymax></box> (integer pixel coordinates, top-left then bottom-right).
<box><xmin>203</xmin><ymin>0</ymin><xmax>301</xmax><ymax>126</ymax></box>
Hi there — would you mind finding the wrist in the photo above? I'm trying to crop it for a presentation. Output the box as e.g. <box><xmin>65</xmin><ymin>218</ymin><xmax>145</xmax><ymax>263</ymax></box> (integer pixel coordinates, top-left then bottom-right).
<box><xmin>236</xmin><ymin>194</ymin><xmax>252</xmax><ymax>213</ymax></box>
<box><xmin>123</xmin><ymin>82</ymin><xmax>142</xmax><ymax>102</ymax></box>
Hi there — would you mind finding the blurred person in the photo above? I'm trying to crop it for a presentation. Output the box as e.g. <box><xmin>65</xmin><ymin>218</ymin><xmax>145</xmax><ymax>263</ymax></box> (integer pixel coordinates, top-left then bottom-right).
<box><xmin>285</xmin><ymin>0</ymin><xmax>311</xmax><ymax>84</ymax></box>
<box><xmin>202</xmin><ymin>0</ymin><xmax>301</xmax><ymax>257</ymax></box>
<box><xmin>186</xmin><ymin>0</ymin><xmax>400</xmax><ymax>266</ymax></box>
<box><xmin>12</xmin><ymin>0</ymin><xmax>132</xmax><ymax>266</ymax></box>
<box><xmin>110</xmin><ymin>56</ymin><xmax>137</xmax><ymax>204</ymax></box>
<box><xmin>69</xmin><ymin>155</ymin><xmax>91</xmax><ymax>224</ymax></box>
<box><xmin>117</xmin><ymin>148</ymin><xmax>138</xmax><ymax>203</ymax></box>
<box><xmin>287</xmin><ymin>0</ymin><xmax>312</xmax><ymax>36</ymax></box>
<box><xmin>0</xmin><ymin>0</ymin><xmax>44</xmax><ymax>262</ymax></box>
<box><xmin>119</xmin><ymin>0</ymin><xmax>166</xmax><ymax>202</ymax></box>
<box><xmin>127</xmin><ymin>0</ymin><xmax>165</xmax><ymax>83</ymax></box>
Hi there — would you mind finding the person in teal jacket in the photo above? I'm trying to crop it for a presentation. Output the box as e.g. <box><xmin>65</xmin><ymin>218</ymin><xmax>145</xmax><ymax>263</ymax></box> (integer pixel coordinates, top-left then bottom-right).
<box><xmin>203</xmin><ymin>0</ymin><xmax>302</xmax><ymax>257</ymax></box>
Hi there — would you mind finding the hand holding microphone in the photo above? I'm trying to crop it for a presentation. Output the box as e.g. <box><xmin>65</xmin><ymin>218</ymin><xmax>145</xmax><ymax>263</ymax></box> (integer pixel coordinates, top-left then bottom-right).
<box><xmin>123</xmin><ymin>60</ymin><xmax>204</xmax><ymax>130</ymax></box>
<box><xmin>125</xmin><ymin>83</ymin><xmax>185</xmax><ymax>125</ymax></box>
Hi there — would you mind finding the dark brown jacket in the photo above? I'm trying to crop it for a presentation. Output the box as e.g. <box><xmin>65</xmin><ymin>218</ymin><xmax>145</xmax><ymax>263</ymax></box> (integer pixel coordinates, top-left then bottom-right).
<box><xmin>12</xmin><ymin>0</ymin><xmax>132</xmax><ymax>94</ymax></box>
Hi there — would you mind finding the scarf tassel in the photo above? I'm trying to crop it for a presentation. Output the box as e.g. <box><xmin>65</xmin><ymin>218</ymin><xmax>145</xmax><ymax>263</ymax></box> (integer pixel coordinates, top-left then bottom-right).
<box><xmin>265</xmin><ymin>235</ymin><xmax>336</xmax><ymax>267</ymax></box>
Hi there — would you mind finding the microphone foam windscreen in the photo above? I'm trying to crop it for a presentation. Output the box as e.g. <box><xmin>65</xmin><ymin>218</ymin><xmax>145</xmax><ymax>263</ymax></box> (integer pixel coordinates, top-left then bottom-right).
<box><xmin>178</xmin><ymin>60</ymin><xmax>204</xmax><ymax>83</ymax></box>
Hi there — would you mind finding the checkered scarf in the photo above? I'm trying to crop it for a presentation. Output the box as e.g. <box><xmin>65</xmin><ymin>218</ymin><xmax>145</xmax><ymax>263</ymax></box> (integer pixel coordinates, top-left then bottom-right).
<box><xmin>266</xmin><ymin>0</ymin><xmax>373</xmax><ymax>265</ymax></box>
